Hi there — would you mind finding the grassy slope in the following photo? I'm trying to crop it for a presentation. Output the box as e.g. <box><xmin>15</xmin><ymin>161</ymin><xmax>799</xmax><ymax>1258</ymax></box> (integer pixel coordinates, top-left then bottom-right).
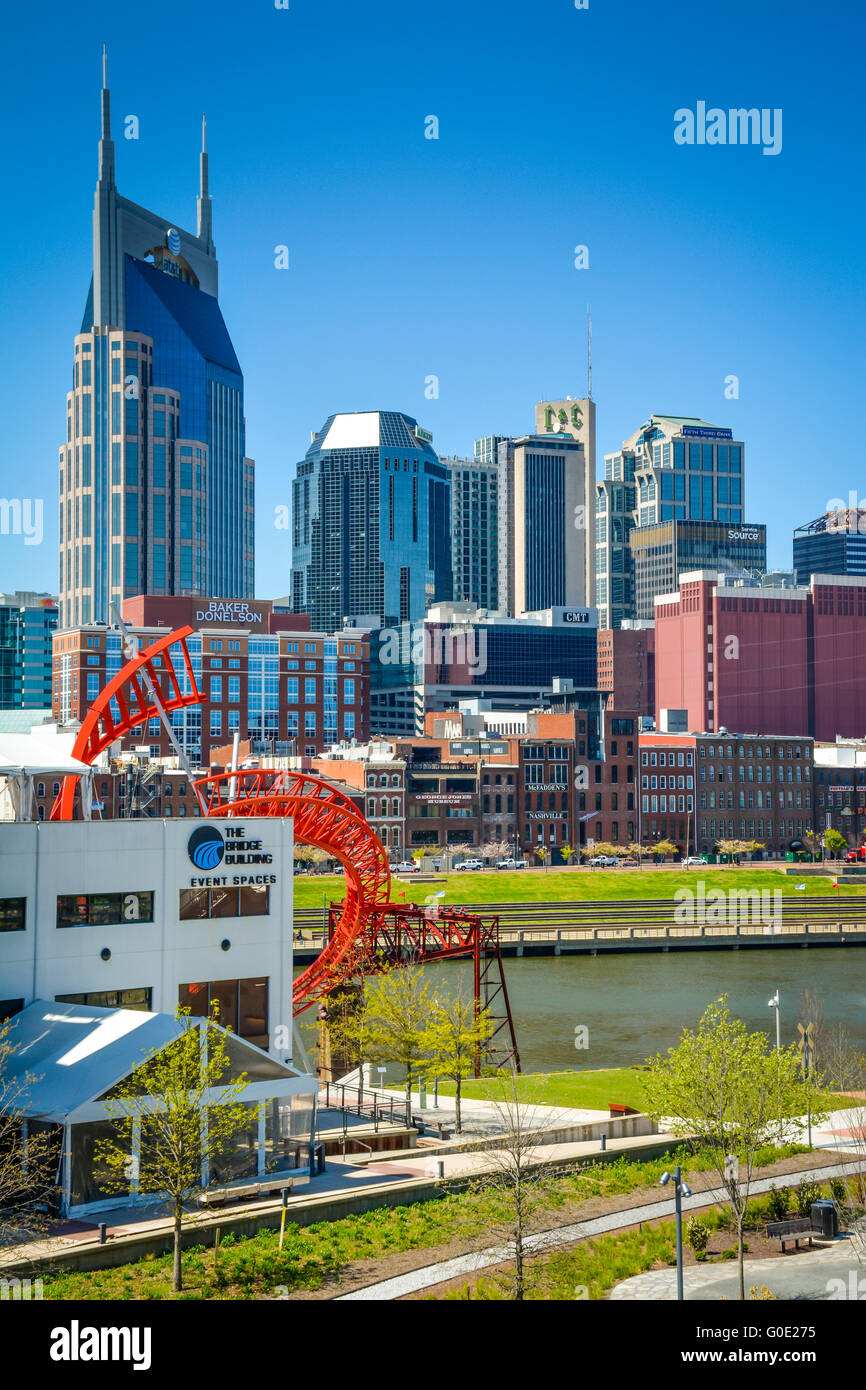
<box><xmin>293</xmin><ymin>866</ymin><xmax>865</xmax><ymax>910</ymax></box>
<box><xmin>433</xmin><ymin>1067</ymin><xmax>859</xmax><ymax>1114</ymax></box>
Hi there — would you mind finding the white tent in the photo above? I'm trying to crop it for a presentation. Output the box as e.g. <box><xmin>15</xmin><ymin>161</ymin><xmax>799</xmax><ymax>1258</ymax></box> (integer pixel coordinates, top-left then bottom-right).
<box><xmin>0</xmin><ymin>733</ymin><xmax>92</xmax><ymax>822</ymax></box>
<box><xmin>5</xmin><ymin>1000</ymin><xmax>317</xmax><ymax>1215</ymax></box>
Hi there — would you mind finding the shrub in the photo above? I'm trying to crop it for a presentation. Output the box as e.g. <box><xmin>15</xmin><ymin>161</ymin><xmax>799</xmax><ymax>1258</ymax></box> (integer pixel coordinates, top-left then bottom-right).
<box><xmin>796</xmin><ymin>1177</ymin><xmax>821</xmax><ymax>1217</ymax></box>
<box><xmin>829</xmin><ymin>1177</ymin><xmax>846</xmax><ymax>1205</ymax></box>
<box><xmin>766</xmin><ymin>1184</ymin><xmax>791</xmax><ymax>1222</ymax></box>
<box><xmin>686</xmin><ymin>1217</ymin><xmax>709</xmax><ymax>1255</ymax></box>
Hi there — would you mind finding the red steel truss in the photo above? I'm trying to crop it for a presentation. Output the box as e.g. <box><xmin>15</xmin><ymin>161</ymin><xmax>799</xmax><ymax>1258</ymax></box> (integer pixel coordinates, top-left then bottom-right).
<box><xmin>332</xmin><ymin>901</ymin><xmax>522</xmax><ymax>1073</ymax></box>
<box><xmin>50</xmin><ymin>626</ymin><xmax>205</xmax><ymax>821</ymax></box>
<box><xmin>50</xmin><ymin>625</ymin><xmax>521</xmax><ymax>1067</ymax></box>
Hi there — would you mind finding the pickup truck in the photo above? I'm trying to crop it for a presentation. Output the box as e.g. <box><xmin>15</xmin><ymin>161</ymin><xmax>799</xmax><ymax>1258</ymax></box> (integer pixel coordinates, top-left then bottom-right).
<box><xmin>453</xmin><ymin>858</ymin><xmax>484</xmax><ymax>871</ymax></box>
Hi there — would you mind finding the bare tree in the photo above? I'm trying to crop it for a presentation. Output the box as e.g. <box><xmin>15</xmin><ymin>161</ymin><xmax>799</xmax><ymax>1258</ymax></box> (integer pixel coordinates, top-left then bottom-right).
<box><xmin>470</xmin><ymin>1075</ymin><xmax>568</xmax><ymax>1300</ymax></box>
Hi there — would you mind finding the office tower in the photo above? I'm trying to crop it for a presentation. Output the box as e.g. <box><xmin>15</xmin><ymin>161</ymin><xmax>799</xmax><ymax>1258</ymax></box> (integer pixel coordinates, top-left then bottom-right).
<box><xmin>793</xmin><ymin>510</ymin><xmax>866</xmax><ymax>585</ymax></box>
<box><xmin>534</xmin><ymin>396</ymin><xmax>597</xmax><ymax>603</ymax></box>
<box><xmin>0</xmin><ymin>593</ymin><xmax>58</xmax><ymax>709</ymax></box>
<box><xmin>290</xmin><ymin>410</ymin><xmax>452</xmax><ymax>631</ymax></box>
<box><xmin>630</xmin><ymin>518</ymin><xmax>766</xmax><ymax>621</ymax></box>
<box><xmin>493</xmin><ymin>432</ymin><xmax>591</xmax><ymax>616</ymax></box>
<box><xmin>58</xmin><ymin>54</ymin><xmax>254</xmax><ymax>629</ymax></box>
<box><xmin>595</xmin><ymin>415</ymin><xmax>747</xmax><ymax>628</ymax></box>
<box><xmin>443</xmin><ymin>456</ymin><xmax>499</xmax><ymax>609</ymax></box>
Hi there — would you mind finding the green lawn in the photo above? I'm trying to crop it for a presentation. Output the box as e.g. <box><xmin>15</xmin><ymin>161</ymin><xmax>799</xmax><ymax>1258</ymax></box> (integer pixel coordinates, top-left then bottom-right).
<box><xmin>293</xmin><ymin>866</ymin><xmax>866</xmax><ymax>910</ymax></box>
<box><xmin>434</xmin><ymin>1067</ymin><xmax>861</xmax><ymax>1115</ymax></box>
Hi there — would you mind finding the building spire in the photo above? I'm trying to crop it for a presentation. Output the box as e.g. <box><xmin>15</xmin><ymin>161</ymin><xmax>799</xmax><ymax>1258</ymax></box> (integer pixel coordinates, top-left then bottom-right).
<box><xmin>98</xmin><ymin>45</ymin><xmax>115</xmax><ymax>186</ymax></box>
<box><xmin>197</xmin><ymin>112</ymin><xmax>213</xmax><ymax>244</ymax></box>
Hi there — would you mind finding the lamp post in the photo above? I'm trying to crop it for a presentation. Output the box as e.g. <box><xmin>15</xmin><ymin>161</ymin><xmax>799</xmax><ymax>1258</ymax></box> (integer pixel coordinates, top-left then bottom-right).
<box><xmin>768</xmin><ymin>988</ymin><xmax>782</xmax><ymax>1141</ymax></box>
<box><xmin>659</xmin><ymin>1166</ymin><xmax>692</xmax><ymax>1300</ymax></box>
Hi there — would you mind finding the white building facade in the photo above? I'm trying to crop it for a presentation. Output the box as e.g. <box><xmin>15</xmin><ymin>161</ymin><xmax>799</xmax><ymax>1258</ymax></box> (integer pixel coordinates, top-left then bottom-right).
<box><xmin>0</xmin><ymin>816</ymin><xmax>296</xmax><ymax>1064</ymax></box>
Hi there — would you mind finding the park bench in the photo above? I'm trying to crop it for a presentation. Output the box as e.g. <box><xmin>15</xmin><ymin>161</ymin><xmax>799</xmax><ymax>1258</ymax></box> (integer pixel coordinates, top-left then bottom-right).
<box><xmin>765</xmin><ymin>1217</ymin><xmax>813</xmax><ymax>1251</ymax></box>
<box><xmin>196</xmin><ymin>1177</ymin><xmax>293</xmax><ymax>1209</ymax></box>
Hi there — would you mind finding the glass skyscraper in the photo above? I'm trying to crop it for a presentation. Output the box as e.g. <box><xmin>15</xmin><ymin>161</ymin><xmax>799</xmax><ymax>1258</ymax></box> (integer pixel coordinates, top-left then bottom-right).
<box><xmin>595</xmin><ymin>415</ymin><xmax>746</xmax><ymax>628</ymax></box>
<box><xmin>58</xmin><ymin>54</ymin><xmax>254</xmax><ymax>628</ymax></box>
<box><xmin>291</xmin><ymin>411</ymin><xmax>452</xmax><ymax>630</ymax></box>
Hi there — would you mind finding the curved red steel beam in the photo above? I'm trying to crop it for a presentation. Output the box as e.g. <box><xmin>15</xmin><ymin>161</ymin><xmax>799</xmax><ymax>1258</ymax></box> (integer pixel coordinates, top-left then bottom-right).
<box><xmin>50</xmin><ymin>625</ymin><xmax>204</xmax><ymax>820</ymax></box>
<box><xmin>195</xmin><ymin>768</ymin><xmax>392</xmax><ymax>1014</ymax></box>
<box><xmin>50</xmin><ymin>623</ymin><xmax>395</xmax><ymax>1018</ymax></box>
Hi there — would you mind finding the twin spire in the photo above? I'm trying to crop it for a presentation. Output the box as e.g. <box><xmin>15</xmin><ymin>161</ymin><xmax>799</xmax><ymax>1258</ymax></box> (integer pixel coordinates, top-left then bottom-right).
<box><xmin>98</xmin><ymin>48</ymin><xmax>213</xmax><ymax>243</ymax></box>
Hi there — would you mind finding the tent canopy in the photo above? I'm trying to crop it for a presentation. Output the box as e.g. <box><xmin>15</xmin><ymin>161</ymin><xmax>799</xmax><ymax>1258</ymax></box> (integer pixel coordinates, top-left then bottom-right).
<box><xmin>3</xmin><ymin>1000</ymin><xmax>308</xmax><ymax>1123</ymax></box>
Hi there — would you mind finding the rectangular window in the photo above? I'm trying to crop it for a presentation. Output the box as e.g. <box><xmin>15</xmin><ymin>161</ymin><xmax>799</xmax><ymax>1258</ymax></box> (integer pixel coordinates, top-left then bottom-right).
<box><xmin>56</xmin><ymin>892</ymin><xmax>154</xmax><ymax>928</ymax></box>
<box><xmin>178</xmin><ymin>886</ymin><xmax>269</xmax><ymax>920</ymax></box>
<box><xmin>0</xmin><ymin>898</ymin><xmax>26</xmax><ymax>932</ymax></box>
<box><xmin>305</xmin><ymin>677</ymin><xmax>316</xmax><ymax>703</ymax></box>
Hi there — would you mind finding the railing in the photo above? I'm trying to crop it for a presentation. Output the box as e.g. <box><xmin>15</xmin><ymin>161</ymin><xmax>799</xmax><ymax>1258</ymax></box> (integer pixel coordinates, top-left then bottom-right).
<box><xmin>319</xmin><ymin>1081</ymin><xmax>412</xmax><ymax>1130</ymax></box>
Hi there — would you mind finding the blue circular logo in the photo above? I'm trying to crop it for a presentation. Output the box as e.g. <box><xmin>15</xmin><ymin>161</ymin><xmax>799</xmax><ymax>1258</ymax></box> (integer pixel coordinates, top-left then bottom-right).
<box><xmin>188</xmin><ymin>826</ymin><xmax>224</xmax><ymax>871</ymax></box>
<box><xmin>167</xmin><ymin>227</ymin><xmax>181</xmax><ymax>255</ymax></box>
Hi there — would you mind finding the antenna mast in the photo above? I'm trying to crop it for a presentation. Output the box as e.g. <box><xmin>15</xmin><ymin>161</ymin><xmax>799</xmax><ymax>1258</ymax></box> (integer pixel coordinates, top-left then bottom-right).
<box><xmin>587</xmin><ymin>305</ymin><xmax>592</xmax><ymax>400</ymax></box>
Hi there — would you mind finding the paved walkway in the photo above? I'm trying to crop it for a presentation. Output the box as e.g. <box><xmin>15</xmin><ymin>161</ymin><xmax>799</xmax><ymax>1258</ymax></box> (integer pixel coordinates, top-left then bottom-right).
<box><xmin>611</xmin><ymin>1241</ymin><xmax>865</xmax><ymax>1300</ymax></box>
<box><xmin>333</xmin><ymin>1161</ymin><xmax>859</xmax><ymax>1301</ymax></box>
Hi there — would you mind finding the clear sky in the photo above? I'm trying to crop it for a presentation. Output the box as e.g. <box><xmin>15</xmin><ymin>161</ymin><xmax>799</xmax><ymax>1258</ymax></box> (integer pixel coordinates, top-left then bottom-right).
<box><xmin>1</xmin><ymin>0</ymin><xmax>864</xmax><ymax>598</ymax></box>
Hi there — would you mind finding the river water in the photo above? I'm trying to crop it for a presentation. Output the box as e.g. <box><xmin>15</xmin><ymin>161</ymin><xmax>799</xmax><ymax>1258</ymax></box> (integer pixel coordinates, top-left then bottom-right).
<box><xmin>295</xmin><ymin>948</ymin><xmax>866</xmax><ymax>1075</ymax></box>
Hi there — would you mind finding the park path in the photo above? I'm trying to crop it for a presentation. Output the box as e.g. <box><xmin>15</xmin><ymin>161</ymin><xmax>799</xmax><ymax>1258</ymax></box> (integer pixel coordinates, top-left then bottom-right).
<box><xmin>333</xmin><ymin>1160</ymin><xmax>858</xmax><ymax>1301</ymax></box>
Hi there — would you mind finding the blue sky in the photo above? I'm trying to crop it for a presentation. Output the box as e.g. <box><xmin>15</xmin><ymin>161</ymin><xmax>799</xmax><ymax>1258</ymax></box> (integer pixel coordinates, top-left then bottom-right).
<box><xmin>1</xmin><ymin>0</ymin><xmax>864</xmax><ymax>597</ymax></box>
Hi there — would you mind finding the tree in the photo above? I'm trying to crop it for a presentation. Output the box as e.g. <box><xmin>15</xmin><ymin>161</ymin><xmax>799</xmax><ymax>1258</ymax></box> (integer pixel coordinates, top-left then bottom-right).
<box><xmin>334</xmin><ymin>964</ymin><xmax>434</xmax><ymax>1114</ymax></box>
<box><xmin>715</xmin><ymin>838</ymin><xmax>762</xmax><ymax>864</ymax></box>
<box><xmin>627</xmin><ymin>842</ymin><xmax>649</xmax><ymax>868</ymax></box>
<box><xmin>533</xmin><ymin>845</ymin><xmax>548</xmax><ymax>869</ymax></box>
<box><xmin>411</xmin><ymin>847</ymin><xmax>426</xmax><ymax>863</ymax></box>
<box><xmin>423</xmin><ymin>992</ymin><xmax>494</xmax><ymax>1133</ymax></box>
<box><xmin>481</xmin><ymin>839</ymin><xmax>511</xmax><ymax>864</ymax></box>
<box><xmin>802</xmin><ymin>828</ymin><xmax>823</xmax><ymax>862</ymax></box>
<box><xmin>652</xmin><ymin>838</ymin><xmax>679</xmax><ymax>861</ymax></box>
<box><xmin>96</xmin><ymin>1009</ymin><xmax>250</xmax><ymax>1293</ymax></box>
<box><xmin>585</xmin><ymin>841</ymin><xmax>619</xmax><ymax>860</ymax></box>
<box><xmin>559</xmin><ymin>843</ymin><xmax>575</xmax><ymax>865</ymax></box>
<box><xmin>471</xmin><ymin>1074</ymin><xmax>567</xmax><ymax>1300</ymax></box>
<box><xmin>642</xmin><ymin>997</ymin><xmax>828</xmax><ymax>1301</ymax></box>
<box><xmin>824</xmin><ymin>828</ymin><xmax>848</xmax><ymax>859</ymax></box>
<box><xmin>0</xmin><ymin>1018</ymin><xmax>57</xmax><ymax>1260</ymax></box>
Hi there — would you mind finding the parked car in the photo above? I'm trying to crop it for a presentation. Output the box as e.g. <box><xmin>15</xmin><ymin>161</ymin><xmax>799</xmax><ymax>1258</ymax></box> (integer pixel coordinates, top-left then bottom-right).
<box><xmin>617</xmin><ymin>858</ymin><xmax>639</xmax><ymax>868</ymax></box>
<box><xmin>591</xmin><ymin>854</ymin><xmax>619</xmax><ymax>867</ymax></box>
<box><xmin>394</xmin><ymin>860</ymin><xmax>420</xmax><ymax>873</ymax></box>
<box><xmin>496</xmin><ymin>857</ymin><xmax>526</xmax><ymax>870</ymax></box>
<box><xmin>453</xmin><ymin>858</ymin><xmax>484</xmax><ymax>871</ymax></box>
<box><xmin>682</xmin><ymin>855</ymin><xmax>708</xmax><ymax>866</ymax></box>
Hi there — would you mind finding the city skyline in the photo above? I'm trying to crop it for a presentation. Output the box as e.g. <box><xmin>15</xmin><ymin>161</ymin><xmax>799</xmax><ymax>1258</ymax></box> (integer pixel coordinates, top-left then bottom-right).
<box><xmin>1</xmin><ymin>0</ymin><xmax>864</xmax><ymax>603</ymax></box>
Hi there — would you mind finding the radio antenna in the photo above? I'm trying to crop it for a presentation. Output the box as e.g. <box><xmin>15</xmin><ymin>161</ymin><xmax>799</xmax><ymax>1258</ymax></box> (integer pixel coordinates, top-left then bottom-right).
<box><xmin>587</xmin><ymin>305</ymin><xmax>592</xmax><ymax>400</ymax></box>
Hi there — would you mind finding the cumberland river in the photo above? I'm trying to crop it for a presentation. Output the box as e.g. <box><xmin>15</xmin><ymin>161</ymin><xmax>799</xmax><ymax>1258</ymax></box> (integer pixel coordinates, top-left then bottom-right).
<box><xmin>298</xmin><ymin>948</ymin><xmax>866</xmax><ymax>1073</ymax></box>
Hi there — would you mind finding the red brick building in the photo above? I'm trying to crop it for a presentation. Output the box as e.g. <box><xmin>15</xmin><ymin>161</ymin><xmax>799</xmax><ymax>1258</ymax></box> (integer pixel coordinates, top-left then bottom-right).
<box><xmin>597</xmin><ymin>626</ymin><xmax>655</xmax><ymax>717</ymax></box>
<box><xmin>639</xmin><ymin>730</ymin><xmax>814</xmax><ymax>857</ymax></box>
<box><xmin>654</xmin><ymin>572</ymin><xmax>866</xmax><ymax>742</ymax></box>
<box><xmin>52</xmin><ymin>594</ymin><xmax>369</xmax><ymax>765</ymax></box>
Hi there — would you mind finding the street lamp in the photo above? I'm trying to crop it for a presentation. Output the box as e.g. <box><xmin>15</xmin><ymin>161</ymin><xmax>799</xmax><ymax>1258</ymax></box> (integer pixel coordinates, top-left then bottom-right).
<box><xmin>768</xmin><ymin>989</ymin><xmax>782</xmax><ymax>1141</ymax></box>
<box><xmin>767</xmin><ymin>989</ymin><xmax>780</xmax><ymax>1050</ymax></box>
<box><xmin>659</xmin><ymin>1166</ymin><xmax>692</xmax><ymax>1300</ymax></box>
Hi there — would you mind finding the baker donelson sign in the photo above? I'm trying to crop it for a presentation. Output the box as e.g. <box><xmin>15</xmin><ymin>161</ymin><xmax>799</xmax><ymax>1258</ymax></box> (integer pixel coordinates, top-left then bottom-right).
<box><xmin>195</xmin><ymin>600</ymin><xmax>264</xmax><ymax>625</ymax></box>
